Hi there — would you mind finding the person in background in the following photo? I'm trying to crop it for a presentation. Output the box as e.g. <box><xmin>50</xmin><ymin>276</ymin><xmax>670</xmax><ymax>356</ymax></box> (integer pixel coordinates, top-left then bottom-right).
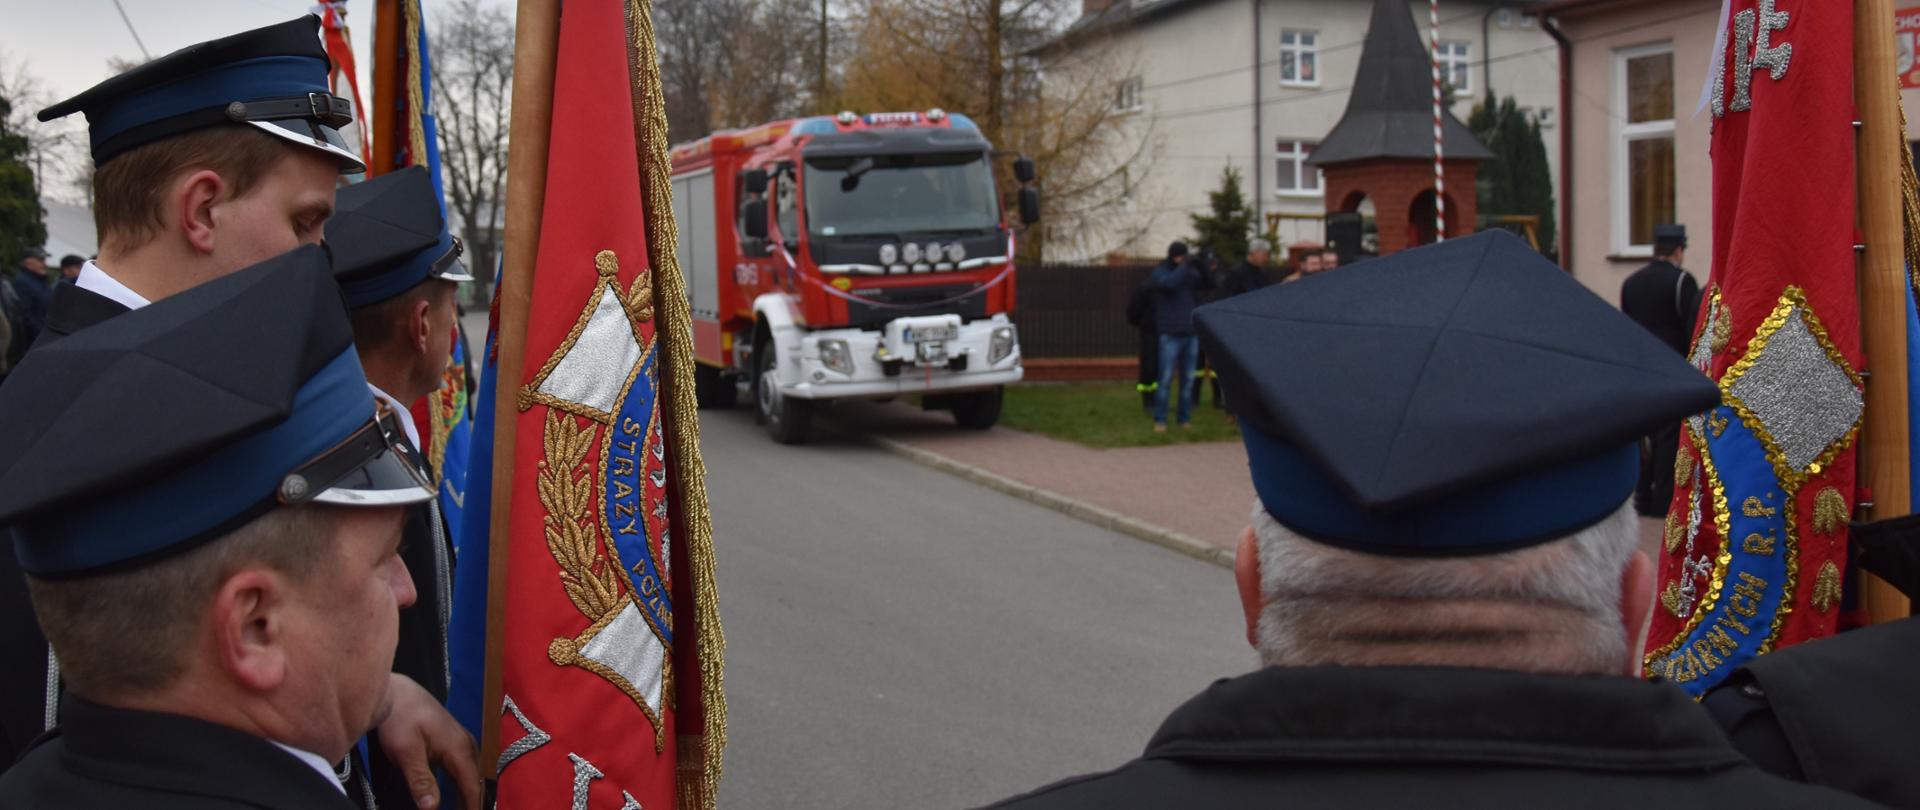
<box><xmin>1148</xmin><ymin>241</ymin><xmax>1213</xmax><ymax>431</ymax></box>
<box><xmin>1284</xmin><ymin>250</ymin><xmax>1324</xmax><ymax>284</ymax></box>
<box><xmin>56</xmin><ymin>256</ymin><xmax>84</xmax><ymax>285</ymax></box>
<box><xmin>1618</xmin><ymin>223</ymin><xmax>1698</xmax><ymax>519</ymax></box>
<box><xmin>1319</xmin><ymin>248</ymin><xmax>1340</xmax><ymax>273</ymax></box>
<box><xmin>8</xmin><ymin>249</ymin><xmax>51</xmax><ymax>349</ymax></box>
<box><xmin>1217</xmin><ymin>239</ymin><xmax>1274</xmax><ymax>301</ymax></box>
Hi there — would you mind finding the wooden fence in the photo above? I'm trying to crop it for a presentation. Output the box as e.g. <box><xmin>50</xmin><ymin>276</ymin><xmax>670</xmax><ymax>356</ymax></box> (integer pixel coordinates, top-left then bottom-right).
<box><xmin>1011</xmin><ymin>263</ymin><xmax>1156</xmax><ymax>358</ymax></box>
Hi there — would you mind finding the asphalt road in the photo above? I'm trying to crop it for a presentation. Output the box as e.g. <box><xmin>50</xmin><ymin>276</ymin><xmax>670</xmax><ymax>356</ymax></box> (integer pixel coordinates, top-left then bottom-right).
<box><xmin>701</xmin><ymin>405</ymin><xmax>1253</xmax><ymax>809</ymax></box>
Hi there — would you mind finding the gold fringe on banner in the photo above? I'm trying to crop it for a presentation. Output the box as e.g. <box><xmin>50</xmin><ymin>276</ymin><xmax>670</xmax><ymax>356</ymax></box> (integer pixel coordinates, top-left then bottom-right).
<box><xmin>402</xmin><ymin>0</ymin><xmax>431</xmax><ymax>170</ymax></box>
<box><xmin>624</xmin><ymin>1</ymin><xmax>728</xmax><ymax>806</ymax></box>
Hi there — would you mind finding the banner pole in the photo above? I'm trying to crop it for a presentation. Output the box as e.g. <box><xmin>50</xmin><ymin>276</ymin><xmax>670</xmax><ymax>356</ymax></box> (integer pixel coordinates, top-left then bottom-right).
<box><xmin>1854</xmin><ymin>0</ymin><xmax>1912</xmax><ymax>621</ymax></box>
<box><xmin>480</xmin><ymin>0</ymin><xmax>561</xmax><ymax>773</ymax></box>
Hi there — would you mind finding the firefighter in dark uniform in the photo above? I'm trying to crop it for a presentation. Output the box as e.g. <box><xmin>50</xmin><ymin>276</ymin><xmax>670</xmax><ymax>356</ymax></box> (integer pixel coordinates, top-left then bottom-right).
<box><xmin>1619</xmin><ymin>223</ymin><xmax>1701</xmax><ymax>517</ymax></box>
<box><xmin>6</xmin><ymin>19</ymin><xmax>480</xmax><ymax>810</ymax></box>
<box><xmin>0</xmin><ymin>251</ymin><xmax>434</xmax><ymax>809</ymax></box>
<box><xmin>0</xmin><ymin>15</ymin><xmax>366</xmax><ymax>770</ymax></box>
<box><xmin>982</xmin><ymin>231</ymin><xmax>1882</xmax><ymax>810</ymax></box>
<box><xmin>326</xmin><ymin>166</ymin><xmax>474</xmax><ymax>810</ymax></box>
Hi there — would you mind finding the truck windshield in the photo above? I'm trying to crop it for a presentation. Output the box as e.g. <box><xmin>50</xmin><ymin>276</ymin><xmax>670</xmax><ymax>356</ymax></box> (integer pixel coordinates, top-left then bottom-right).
<box><xmin>803</xmin><ymin>152</ymin><xmax>999</xmax><ymax>238</ymax></box>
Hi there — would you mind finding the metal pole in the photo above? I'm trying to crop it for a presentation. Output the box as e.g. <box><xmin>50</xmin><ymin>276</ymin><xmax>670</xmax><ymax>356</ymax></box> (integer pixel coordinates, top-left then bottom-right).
<box><xmin>1431</xmin><ymin>0</ymin><xmax>1446</xmax><ymax>241</ymax></box>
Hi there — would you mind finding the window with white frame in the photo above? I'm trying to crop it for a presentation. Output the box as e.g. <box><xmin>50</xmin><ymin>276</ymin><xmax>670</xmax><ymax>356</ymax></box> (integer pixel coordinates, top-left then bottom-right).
<box><xmin>1279</xmin><ymin>30</ymin><xmax>1319</xmax><ymax>87</ymax></box>
<box><xmin>1275</xmin><ymin>140</ymin><xmax>1322</xmax><ymax>196</ymax></box>
<box><xmin>1613</xmin><ymin>44</ymin><xmax>1675</xmax><ymax>254</ymax></box>
<box><xmin>1438</xmin><ymin>40</ymin><xmax>1472</xmax><ymax>96</ymax></box>
<box><xmin>1113</xmin><ymin>76</ymin><xmax>1143</xmax><ymax>113</ymax></box>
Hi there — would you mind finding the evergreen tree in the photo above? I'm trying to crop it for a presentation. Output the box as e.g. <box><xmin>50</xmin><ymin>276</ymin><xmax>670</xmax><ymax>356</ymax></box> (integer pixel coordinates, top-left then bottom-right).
<box><xmin>1468</xmin><ymin>92</ymin><xmax>1556</xmax><ymax>257</ymax></box>
<box><xmin>1188</xmin><ymin>165</ymin><xmax>1253</xmax><ymax>266</ymax></box>
<box><xmin>0</xmin><ymin>94</ymin><xmax>45</xmax><ymax>271</ymax></box>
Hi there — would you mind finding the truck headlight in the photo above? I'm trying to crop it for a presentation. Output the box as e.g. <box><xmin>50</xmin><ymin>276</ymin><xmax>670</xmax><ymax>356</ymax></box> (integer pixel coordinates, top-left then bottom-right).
<box><xmin>879</xmin><ymin>243</ymin><xmax>899</xmax><ymax>265</ymax></box>
<box><xmin>947</xmin><ymin>242</ymin><xmax>967</xmax><ymax>263</ymax></box>
<box><xmin>902</xmin><ymin>243</ymin><xmax>923</xmax><ymax>263</ymax></box>
<box><xmin>818</xmin><ymin>339</ymin><xmax>854</xmax><ymax>375</ymax></box>
<box><xmin>989</xmin><ymin>325</ymin><xmax>1016</xmax><ymax>365</ymax></box>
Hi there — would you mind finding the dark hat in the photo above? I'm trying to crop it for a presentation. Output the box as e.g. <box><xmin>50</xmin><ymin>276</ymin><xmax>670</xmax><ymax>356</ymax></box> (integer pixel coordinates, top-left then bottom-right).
<box><xmin>327</xmin><ymin>166</ymin><xmax>473</xmax><ymax>309</ymax></box>
<box><xmin>0</xmin><ymin>245</ymin><xmax>434</xmax><ymax>577</ymax></box>
<box><xmin>22</xmin><ymin>247</ymin><xmax>47</xmax><ymax>260</ymax></box>
<box><xmin>37</xmin><ymin>16</ymin><xmax>364</xmax><ymax>172</ymax></box>
<box><xmin>1653</xmin><ymin>224</ymin><xmax>1688</xmax><ymax>248</ymax></box>
<box><xmin>1196</xmin><ymin>230</ymin><xmax>1718</xmax><ymax>556</ymax></box>
<box><xmin>1168</xmin><ymin>241</ymin><xmax>1189</xmax><ymax>260</ymax></box>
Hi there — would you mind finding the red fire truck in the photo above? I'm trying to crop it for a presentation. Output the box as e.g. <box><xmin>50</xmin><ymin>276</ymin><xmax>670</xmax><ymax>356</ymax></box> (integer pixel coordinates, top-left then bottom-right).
<box><xmin>670</xmin><ymin>109</ymin><xmax>1039</xmax><ymax>444</ymax></box>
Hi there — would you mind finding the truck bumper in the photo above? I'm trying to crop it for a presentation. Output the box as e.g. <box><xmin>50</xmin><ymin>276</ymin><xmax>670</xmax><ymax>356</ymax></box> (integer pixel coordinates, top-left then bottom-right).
<box><xmin>778</xmin><ymin>315</ymin><xmax>1024</xmax><ymax>400</ymax></box>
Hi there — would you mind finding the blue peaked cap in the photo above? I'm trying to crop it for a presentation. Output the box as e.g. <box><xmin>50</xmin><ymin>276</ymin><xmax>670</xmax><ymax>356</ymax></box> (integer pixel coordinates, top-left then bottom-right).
<box><xmin>0</xmin><ymin>247</ymin><xmax>433</xmax><ymax>577</ymax></box>
<box><xmin>1195</xmin><ymin>230</ymin><xmax>1720</xmax><ymax>556</ymax></box>
<box><xmin>329</xmin><ymin>166</ymin><xmax>472</xmax><ymax>308</ymax></box>
<box><xmin>37</xmin><ymin>16</ymin><xmax>364</xmax><ymax>171</ymax></box>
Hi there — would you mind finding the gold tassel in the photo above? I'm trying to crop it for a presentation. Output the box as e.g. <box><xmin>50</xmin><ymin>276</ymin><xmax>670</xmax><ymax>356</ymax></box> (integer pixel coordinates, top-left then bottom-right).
<box><xmin>624</xmin><ymin>1</ymin><xmax>727</xmax><ymax>806</ymax></box>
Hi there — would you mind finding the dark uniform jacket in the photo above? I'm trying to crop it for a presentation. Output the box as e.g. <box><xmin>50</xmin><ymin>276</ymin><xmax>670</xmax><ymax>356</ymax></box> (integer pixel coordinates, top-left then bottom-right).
<box><xmin>1214</xmin><ymin>261</ymin><xmax>1270</xmax><ymax>301</ymax></box>
<box><xmin>0</xmin><ymin>697</ymin><xmax>356</xmax><ymax>809</ymax></box>
<box><xmin>1706</xmin><ymin>616</ymin><xmax>1920</xmax><ymax>808</ymax></box>
<box><xmin>0</xmin><ymin>284</ymin><xmax>130</xmax><ymax>766</ymax></box>
<box><xmin>1619</xmin><ymin>259</ymin><xmax>1700</xmax><ymax>354</ymax></box>
<box><xmin>982</xmin><ymin>665</ymin><xmax>1887</xmax><ymax>810</ymax></box>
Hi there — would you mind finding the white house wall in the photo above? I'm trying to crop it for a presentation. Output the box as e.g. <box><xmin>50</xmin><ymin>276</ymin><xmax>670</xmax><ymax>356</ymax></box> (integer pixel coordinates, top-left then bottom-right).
<box><xmin>1053</xmin><ymin>0</ymin><xmax>1561</xmax><ymax>261</ymax></box>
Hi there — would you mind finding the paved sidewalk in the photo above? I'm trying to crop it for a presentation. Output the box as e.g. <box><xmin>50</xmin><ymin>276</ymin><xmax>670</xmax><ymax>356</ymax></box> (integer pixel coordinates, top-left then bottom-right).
<box><xmin>821</xmin><ymin>400</ymin><xmax>1256</xmax><ymax>561</ymax></box>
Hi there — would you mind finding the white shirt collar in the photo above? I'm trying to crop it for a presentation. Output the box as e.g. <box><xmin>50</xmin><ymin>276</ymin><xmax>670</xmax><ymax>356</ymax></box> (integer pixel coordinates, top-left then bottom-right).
<box><xmin>269</xmin><ymin>741</ymin><xmax>348</xmax><ymax>796</ymax></box>
<box><xmin>368</xmin><ymin>383</ymin><xmax>423</xmax><ymax>449</ymax></box>
<box><xmin>74</xmin><ymin>261</ymin><xmax>151</xmax><ymax>310</ymax></box>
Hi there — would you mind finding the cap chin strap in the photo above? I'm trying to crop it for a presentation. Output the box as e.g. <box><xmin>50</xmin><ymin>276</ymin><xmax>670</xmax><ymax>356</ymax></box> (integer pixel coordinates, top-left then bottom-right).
<box><xmin>277</xmin><ymin>403</ymin><xmax>430</xmax><ymax>506</ymax></box>
<box><xmin>224</xmin><ymin>92</ymin><xmax>354</xmax><ymax>128</ymax></box>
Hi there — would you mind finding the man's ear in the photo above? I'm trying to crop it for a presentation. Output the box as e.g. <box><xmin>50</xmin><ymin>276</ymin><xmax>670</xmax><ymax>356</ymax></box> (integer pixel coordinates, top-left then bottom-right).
<box><xmin>1236</xmin><ymin>526</ymin><xmax>1263</xmax><ymax>649</ymax></box>
<box><xmin>1620</xmin><ymin>549</ymin><xmax>1655</xmax><ymax>677</ymax></box>
<box><xmin>176</xmin><ymin>170</ymin><xmax>226</xmax><ymax>256</ymax></box>
<box><xmin>211</xmin><ymin>567</ymin><xmax>291</xmax><ymax>693</ymax></box>
<box><xmin>412</xmin><ymin>297</ymin><xmax>434</xmax><ymax>353</ymax></box>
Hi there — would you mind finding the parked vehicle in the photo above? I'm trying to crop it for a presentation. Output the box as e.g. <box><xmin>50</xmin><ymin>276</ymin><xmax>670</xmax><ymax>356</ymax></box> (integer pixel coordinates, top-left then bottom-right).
<box><xmin>670</xmin><ymin>109</ymin><xmax>1040</xmax><ymax>443</ymax></box>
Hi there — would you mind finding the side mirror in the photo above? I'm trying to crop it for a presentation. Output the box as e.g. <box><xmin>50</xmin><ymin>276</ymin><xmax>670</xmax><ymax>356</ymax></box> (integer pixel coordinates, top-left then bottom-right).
<box><xmin>1013</xmin><ymin>156</ymin><xmax>1037</xmax><ymax>185</ymax></box>
<box><xmin>742</xmin><ymin>198</ymin><xmax>769</xmax><ymax>240</ymax></box>
<box><xmin>1018</xmin><ymin>187</ymin><xmax>1041</xmax><ymax>226</ymax></box>
<box><xmin>743</xmin><ymin>168</ymin><xmax>769</xmax><ymax>195</ymax></box>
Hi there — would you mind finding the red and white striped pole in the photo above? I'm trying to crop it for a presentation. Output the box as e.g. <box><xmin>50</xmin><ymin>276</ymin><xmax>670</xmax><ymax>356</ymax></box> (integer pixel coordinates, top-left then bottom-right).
<box><xmin>1430</xmin><ymin>0</ymin><xmax>1446</xmax><ymax>242</ymax></box>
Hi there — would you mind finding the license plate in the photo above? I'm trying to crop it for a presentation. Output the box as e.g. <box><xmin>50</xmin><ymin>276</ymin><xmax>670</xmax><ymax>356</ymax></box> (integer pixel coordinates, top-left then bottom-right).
<box><xmin>904</xmin><ymin>325</ymin><xmax>957</xmax><ymax>343</ymax></box>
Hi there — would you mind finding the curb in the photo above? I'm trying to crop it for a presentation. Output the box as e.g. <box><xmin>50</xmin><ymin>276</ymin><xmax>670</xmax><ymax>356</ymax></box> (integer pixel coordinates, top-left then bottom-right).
<box><xmin>867</xmin><ymin>436</ymin><xmax>1235</xmax><ymax>570</ymax></box>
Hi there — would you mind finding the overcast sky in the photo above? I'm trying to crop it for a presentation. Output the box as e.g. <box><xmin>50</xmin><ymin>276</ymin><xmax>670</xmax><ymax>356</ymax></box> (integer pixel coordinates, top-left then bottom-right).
<box><xmin>2</xmin><ymin>0</ymin><xmax>512</xmax><ymax>145</ymax></box>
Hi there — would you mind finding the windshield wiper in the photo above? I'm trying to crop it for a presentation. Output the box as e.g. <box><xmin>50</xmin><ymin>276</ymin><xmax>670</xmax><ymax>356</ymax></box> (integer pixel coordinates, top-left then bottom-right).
<box><xmin>840</xmin><ymin>157</ymin><xmax>875</xmax><ymax>192</ymax></box>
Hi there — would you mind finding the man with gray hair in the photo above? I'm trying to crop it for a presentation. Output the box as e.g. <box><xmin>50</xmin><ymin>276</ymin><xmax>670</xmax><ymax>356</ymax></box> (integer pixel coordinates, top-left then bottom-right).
<box><xmin>983</xmin><ymin>231</ymin><xmax>1883</xmax><ymax>809</ymax></box>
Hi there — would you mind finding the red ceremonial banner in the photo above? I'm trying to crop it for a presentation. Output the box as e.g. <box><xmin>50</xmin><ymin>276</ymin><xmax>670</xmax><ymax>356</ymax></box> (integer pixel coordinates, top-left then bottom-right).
<box><xmin>1645</xmin><ymin>0</ymin><xmax>1862</xmax><ymax>693</ymax></box>
<box><xmin>492</xmin><ymin>0</ymin><xmax>717</xmax><ymax>806</ymax></box>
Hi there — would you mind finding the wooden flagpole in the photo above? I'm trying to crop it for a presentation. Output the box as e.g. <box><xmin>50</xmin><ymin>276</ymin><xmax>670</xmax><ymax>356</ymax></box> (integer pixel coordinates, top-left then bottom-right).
<box><xmin>368</xmin><ymin>0</ymin><xmax>403</xmax><ymax>177</ymax></box>
<box><xmin>1854</xmin><ymin>0</ymin><xmax>1912</xmax><ymax>621</ymax></box>
<box><xmin>480</xmin><ymin>0</ymin><xmax>561</xmax><ymax>772</ymax></box>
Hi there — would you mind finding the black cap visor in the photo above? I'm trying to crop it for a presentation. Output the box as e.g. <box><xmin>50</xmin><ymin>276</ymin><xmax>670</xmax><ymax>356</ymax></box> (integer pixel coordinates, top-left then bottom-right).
<box><xmin>278</xmin><ymin>406</ymin><xmax>433</xmax><ymax>508</ymax></box>
<box><xmin>432</xmin><ymin>236</ymin><xmax>476</xmax><ymax>283</ymax></box>
<box><xmin>250</xmin><ymin>116</ymin><xmax>366</xmax><ymax>174</ymax></box>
